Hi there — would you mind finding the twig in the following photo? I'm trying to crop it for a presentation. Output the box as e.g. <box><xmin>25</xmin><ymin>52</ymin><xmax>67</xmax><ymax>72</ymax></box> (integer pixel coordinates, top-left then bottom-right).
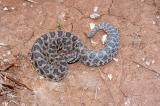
<box><xmin>94</xmin><ymin>86</ymin><xmax>98</xmax><ymax>100</ymax></box>
<box><xmin>132</xmin><ymin>61</ymin><xmax>160</xmax><ymax>76</ymax></box>
<box><xmin>24</xmin><ymin>0</ymin><xmax>37</xmax><ymax>3</ymax></box>
<box><xmin>24</xmin><ymin>31</ymin><xmax>35</xmax><ymax>44</ymax></box>
<box><xmin>119</xmin><ymin>88</ymin><xmax>127</xmax><ymax>97</ymax></box>
<box><xmin>1</xmin><ymin>73</ymin><xmax>33</xmax><ymax>91</ymax></box>
<box><xmin>0</xmin><ymin>64</ymin><xmax>14</xmax><ymax>71</ymax></box>
<box><xmin>70</xmin><ymin>22</ymin><xmax>73</xmax><ymax>32</ymax></box>
<box><xmin>0</xmin><ymin>83</ymin><xmax>14</xmax><ymax>90</ymax></box>
<box><xmin>73</xmin><ymin>7</ymin><xmax>85</xmax><ymax>17</ymax></box>
<box><xmin>108</xmin><ymin>0</ymin><xmax>114</xmax><ymax>15</ymax></box>
<box><xmin>56</xmin><ymin>18</ymin><xmax>62</xmax><ymax>31</ymax></box>
<box><xmin>73</xmin><ymin>7</ymin><xmax>90</xmax><ymax>19</ymax></box>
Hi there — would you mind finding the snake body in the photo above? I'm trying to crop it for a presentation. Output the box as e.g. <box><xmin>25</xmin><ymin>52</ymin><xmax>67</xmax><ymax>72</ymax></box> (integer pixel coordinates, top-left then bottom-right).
<box><xmin>31</xmin><ymin>22</ymin><xmax>119</xmax><ymax>81</ymax></box>
<box><xmin>80</xmin><ymin>22</ymin><xmax>119</xmax><ymax>66</ymax></box>
<box><xmin>31</xmin><ymin>31</ymin><xmax>85</xmax><ymax>81</ymax></box>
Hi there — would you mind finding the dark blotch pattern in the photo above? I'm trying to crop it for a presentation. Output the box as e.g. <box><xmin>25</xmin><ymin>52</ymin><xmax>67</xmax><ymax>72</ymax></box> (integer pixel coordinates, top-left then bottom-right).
<box><xmin>31</xmin><ymin>31</ymin><xmax>84</xmax><ymax>81</ymax></box>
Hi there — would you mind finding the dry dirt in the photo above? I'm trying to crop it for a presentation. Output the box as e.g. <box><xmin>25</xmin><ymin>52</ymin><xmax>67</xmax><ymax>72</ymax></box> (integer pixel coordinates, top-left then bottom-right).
<box><xmin>0</xmin><ymin>0</ymin><xmax>160</xmax><ymax>106</ymax></box>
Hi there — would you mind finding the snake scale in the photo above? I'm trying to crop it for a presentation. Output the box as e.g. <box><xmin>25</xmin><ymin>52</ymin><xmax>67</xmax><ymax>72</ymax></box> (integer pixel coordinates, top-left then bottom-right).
<box><xmin>31</xmin><ymin>22</ymin><xmax>119</xmax><ymax>81</ymax></box>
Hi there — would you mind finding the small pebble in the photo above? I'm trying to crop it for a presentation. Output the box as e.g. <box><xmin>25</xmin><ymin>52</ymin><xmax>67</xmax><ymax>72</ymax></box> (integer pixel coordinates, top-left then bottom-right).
<box><xmin>124</xmin><ymin>102</ymin><xmax>128</xmax><ymax>105</ymax></box>
<box><xmin>30</xmin><ymin>4</ymin><xmax>33</xmax><ymax>7</ymax></box>
<box><xmin>0</xmin><ymin>43</ymin><xmax>7</xmax><ymax>47</ymax></box>
<box><xmin>152</xmin><ymin>21</ymin><xmax>156</xmax><ymax>25</ymax></box>
<box><xmin>39</xmin><ymin>21</ymin><xmax>43</xmax><ymax>25</ymax></box>
<box><xmin>38</xmin><ymin>10</ymin><xmax>42</xmax><ymax>14</ymax></box>
<box><xmin>2</xmin><ymin>54</ymin><xmax>6</xmax><ymax>57</ymax></box>
<box><xmin>156</xmin><ymin>16</ymin><xmax>160</xmax><ymax>19</ymax></box>
<box><xmin>68</xmin><ymin>75</ymin><xmax>74</xmax><ymax>79</ymax></box>
<box><xmin>82</xmin><ymin>71</ymin><xmax>87</xmax><ymax>74</ymax></box>
<box><xmin>93</xmin><ymin>6</ymin><xmax>98</xmax><ymax>12</ymax></box>
<box><xmin>3</xmin><ymin>59</ymin><xmax>9</xmax><ymax>62</ymax></box>
<box><xmin>89</xmin><ymin>23</ymin><xmax>95</xmax><ymax>30</ymax></box>
<box><xmin>91</xmin><ymin>39</ymin><xmax>98</xmax><ymax>45</ymax></box>
<box><xmin>22</xmin><ymin>3</ymin><xmax>27</xmax><ymax>6</ymax></box>
<box><xmin>98</xmin><ymin>87</ymin><xmax>100</xmax><ymax>90</ymax></box>
<box><xmin>39</xmin><ymin>76</ymin><xmax>44</xmax><ymax>79</ymax></box>
<box><xmin>2</xmin><ymin>101</ymin><xmax>8</xmax><ymax>106</ymax></box>
<box><xmin>140</xmin><ymin>0</ymin><xmax>145</xmax><ymax>2</ymax></box>
<box><xmin>7</xmin><ymin>51</ymin><xmax>11</xmax><ymax>55</ymax></box>
<box><xmin>90</xmin><ymin>6</ymin><xmax>100</xmax><ymax>19</ymax></box>
<box><xmin>151</xmin><ymin>60</ymin><xmax>155</xmax><ymax>64</ymax></box>
<box><xmin>142</xmin><ymin>57</ymin><xmax>146</xmax><ymax>61</ymax></box>
<box><xmin>90</xmin><ymin>13</ymin><xmax>100</xmax><ymax>19</ymax></box>
<box><xmin>101</xmin><ymin>34</ymin><xmax>107</xmax><ymax>44</ymax></box>
<box><xmin>3</xmin><ymin>7</ymin><xmax>9</xmax><ymax>11</ymax></box>
<box><xmin>21</xmin><ymin>103</ymin><xmax>26</xmax><ymax>106</ymax></box>
<box><xmin>137</xmin><ymin>64</ymin><xmax>140</xmax><ymax>68</ymax></box>
<box><xmin>60</xmin><ymin>12</ymin><xmax>66</xmax><ymax>21</ymax></box>
<box><xmin>0</xmin><ymin>43</ymin><xmax>6</xmax><ymax>45</ymax></box>
<box><xmin>145</xmin><ymin>61</ymin><xmax>150</xmax><ymax>66</ymax></box>
<box><xmin>11</xmin><ymin>7</ymin><xmax>15</xmax><ymax>10</ymax></box>
<box><xmin>113</xmin><ymin>58</ymin><xmax>118</xmax><ymax>62</ymax></box>
<box><xmin>107</xmin><ymin>74</ymin><xmax>113</xmax><ymax>80</ymax></box>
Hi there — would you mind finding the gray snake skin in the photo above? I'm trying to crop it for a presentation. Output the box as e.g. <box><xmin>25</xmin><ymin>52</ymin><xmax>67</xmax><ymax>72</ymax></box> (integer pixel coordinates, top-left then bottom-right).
<box><xmin>31</xmin><ymin>31</ymin><xmax>85</xmax><ymax>81</ymax></box>
<box><xmin>80</xmin><ymin>22</ymin><xmax>119</xmax><ymax>66</ymax></box>
<box><xmin>31</xmin><ymin>22</ymin><xmax>119</xmax><ymax>81</ymax></box>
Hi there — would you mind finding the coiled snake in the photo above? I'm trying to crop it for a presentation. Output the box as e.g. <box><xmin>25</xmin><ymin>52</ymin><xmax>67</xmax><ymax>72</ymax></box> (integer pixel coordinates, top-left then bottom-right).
<box><xmin>31</xmin><ymin>31</ymin><xmax>85</xmax><ymax>81</ymax></box>
<box><xmin>31</xmin><ymin>22</ymin><xmax>119</xmax><ymax>81</ymax></box>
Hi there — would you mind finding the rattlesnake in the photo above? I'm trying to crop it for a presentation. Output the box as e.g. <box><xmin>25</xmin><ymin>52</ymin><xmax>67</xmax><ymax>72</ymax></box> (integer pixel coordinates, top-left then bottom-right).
<box><xmin>31</xmin><ymin>22</ymin><xmax>119</xmax><ymax>81</ymax></box>
<box><xmin>31</xmin><ymin>31</ymin><xmax>85</xmax><ymax>81</ymax></box>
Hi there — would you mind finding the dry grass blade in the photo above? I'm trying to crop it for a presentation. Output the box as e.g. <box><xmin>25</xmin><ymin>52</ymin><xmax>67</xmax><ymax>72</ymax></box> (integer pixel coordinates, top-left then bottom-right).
<box><xmin>1</xmin><ymin>73</ymin><xmax>33</xmax><ymax>91</ymax></box>
<box><xmin>132</xmin><ymin>61</ymin><xmax>160</xmax><ymax>76</ymax></box>
<box><xmin>0</xmin><ymin>64</ymin><xmax>14</xmax><ymax>72</ymax></box>
<box><xmin>24</xmin><ymin>0</ymin><xmax>37</xmax><ymax>3</ymax></box>
<box><xmin>0</xmin><ymin>83</ymin><xmax>14</xmax><ymax>90</ymax></box>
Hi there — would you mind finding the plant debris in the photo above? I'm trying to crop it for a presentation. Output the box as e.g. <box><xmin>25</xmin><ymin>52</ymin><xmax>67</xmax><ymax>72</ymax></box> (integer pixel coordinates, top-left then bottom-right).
<box><xmin>90</xmin><ymin>6</ymin><xmax>101</xmax><ymax>19</ymax></box>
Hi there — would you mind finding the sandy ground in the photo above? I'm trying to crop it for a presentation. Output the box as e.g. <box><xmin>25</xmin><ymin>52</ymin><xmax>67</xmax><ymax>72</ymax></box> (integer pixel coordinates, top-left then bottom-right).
<box><xmin>0</xmin><ymin>0</ymin><xmax>160</xmax><ymax>106</ymax></box>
